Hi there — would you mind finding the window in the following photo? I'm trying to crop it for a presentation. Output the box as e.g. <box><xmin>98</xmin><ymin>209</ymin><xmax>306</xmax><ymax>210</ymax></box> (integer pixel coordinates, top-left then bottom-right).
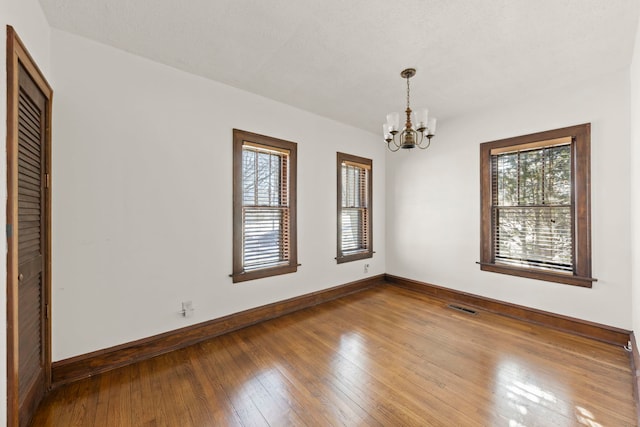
<box><xmin>479</xmin><ymin>123</ymin><xmax>594</xmax><ymax>287</ymax></box>
<box><xmin>337</xmin><ymin>152</ymin><xmax>372</xmax><ymax>263</ymax></box>
<box><xmin>232</xmin><ymin>129</ymin><xmax>297</xmax><ymax>282</ymax></box>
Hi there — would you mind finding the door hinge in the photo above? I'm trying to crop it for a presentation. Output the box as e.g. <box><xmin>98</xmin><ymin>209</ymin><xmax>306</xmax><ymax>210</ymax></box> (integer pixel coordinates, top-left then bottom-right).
<box><xmin>45</xmin><ymin>173</ymin><xmax>50</xmax><ymax>189</ymax></box>
<box><xmin>45</xmin><ymin>303</ymin><xmax>50</xmax><ymax>319</ymax></box>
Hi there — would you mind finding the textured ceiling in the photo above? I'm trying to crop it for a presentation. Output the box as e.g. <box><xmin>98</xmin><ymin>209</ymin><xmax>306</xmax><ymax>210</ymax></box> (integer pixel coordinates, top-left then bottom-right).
<box><xmin>38</xmin><ymin>0</ymin><xmax>640</xmax><ymax>134</ymax></box>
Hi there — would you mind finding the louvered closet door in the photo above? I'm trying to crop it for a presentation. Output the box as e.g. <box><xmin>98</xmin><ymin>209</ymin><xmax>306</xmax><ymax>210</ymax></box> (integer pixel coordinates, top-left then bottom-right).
<box><xmin>17</xmin><ymin>62</ymin><xmax>48</xmax><ymax>425</ymax></box>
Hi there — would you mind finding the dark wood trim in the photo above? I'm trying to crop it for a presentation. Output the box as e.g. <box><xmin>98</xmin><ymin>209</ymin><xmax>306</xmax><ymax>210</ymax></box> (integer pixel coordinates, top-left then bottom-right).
<box><xmin>479</xmin><ymin>123</ymin><xmax>593</xmax><ymax>287</ymax></box>
<box><xmin>51</xmin><ymin>273</ymin><xmax>633</xmax><ymax>391</ymax></box>
<box><xmin>630</xmin><ymin>332</ymin><xmax>640</xmax><ymax>425</ymax></box>
<box><xmin>385</xmin><ymin>274</ymin><xmax>630</xmax><ymax>346</ymax></box>
<box><xmin>6</xmin><ymin>25</ymin><xmax>19</xmax><ymax>427</ymax></box>
<box><xmin>336</xmin><ymin>152</ymin><xmax>373</xmax><ymax>264</ymax></box>
<box><xmin>231</xmin><ymin>129</ymin><xmax>298</xmax><ymax>283</ymax></box>
<box><xmin>6</xmin><ymin>25</ymin><xmax>53</xmax><ymax>427</ymax></box>
<box><xmin>478</xmin><ymin>262</ymin><xmax>595</xmax><ymax>288</ymax></box>
<box><xmin>52</xmin><ymin>274</ymin><xmax>385</xmax><ymax>387</ymax></box>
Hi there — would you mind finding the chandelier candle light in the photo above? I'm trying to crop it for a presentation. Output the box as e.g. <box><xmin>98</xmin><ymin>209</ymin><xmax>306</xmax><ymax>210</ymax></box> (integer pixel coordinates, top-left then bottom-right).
<box><xmin>383</xmin><ymin>68</ymin><xmax>437</xmax><ymax>151</ymax></box>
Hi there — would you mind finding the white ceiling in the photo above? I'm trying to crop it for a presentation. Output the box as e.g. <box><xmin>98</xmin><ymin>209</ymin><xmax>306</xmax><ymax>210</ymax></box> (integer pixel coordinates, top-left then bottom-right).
<box><xmin>38</xmin><ymin>0</ymin><xmax>640</xmax><ymax>134</ymax></box>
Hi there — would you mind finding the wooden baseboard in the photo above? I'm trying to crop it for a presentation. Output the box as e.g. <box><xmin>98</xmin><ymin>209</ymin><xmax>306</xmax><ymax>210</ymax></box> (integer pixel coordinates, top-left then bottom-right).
<box><xmin>385</xmin><ymin>274</ymin><xmax>631</xmax><ymax>347</ymax></box>
<box><xmin>52</xmin><ymin>274</ymin><xmax>385</xmax><ymax>387</ymax></box>
<box><xmin>52</xmin><ymin>272</ymin><xmax>632</xmax><ymax>389</ymax></box>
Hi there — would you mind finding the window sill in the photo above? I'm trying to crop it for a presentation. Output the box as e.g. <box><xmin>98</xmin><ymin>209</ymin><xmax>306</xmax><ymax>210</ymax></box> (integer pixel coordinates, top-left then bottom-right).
<box><xmin>336</xmin><ymin>251</ymin><xmax>373</xmax><ymax>264</ymax></box>
<box><xmin>478</xmin><ymin>262</ymin><xmax>596</xmax><ymax>288</ymax></box>
<box><xmin>231</xmin><ymin>264</ymin><xmax>298</xmax><ymax>283</ymax></box>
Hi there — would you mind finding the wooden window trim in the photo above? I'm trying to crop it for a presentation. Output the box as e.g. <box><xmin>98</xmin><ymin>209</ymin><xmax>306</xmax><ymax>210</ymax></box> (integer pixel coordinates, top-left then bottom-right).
<box><xmin>336</xmin><ymin>152</ymin><xmax>373</xmax><ymax>264</ymax></box>
<box><xmin>479</xmin><ymin>123</ymin><xmax>594</xmax><ymax>288</ymax></box>
<box><xmin>232</xmin><ymin>129</ymin><xmax>298</xmax><ymax>283</ymax></box>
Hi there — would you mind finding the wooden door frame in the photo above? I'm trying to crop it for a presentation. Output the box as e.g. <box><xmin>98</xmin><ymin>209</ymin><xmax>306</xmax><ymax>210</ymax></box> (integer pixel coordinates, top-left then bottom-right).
<box><xmin>6</xmin><ymin>25</ymin><xmax>53</xmax><ymax>426</ymax></box>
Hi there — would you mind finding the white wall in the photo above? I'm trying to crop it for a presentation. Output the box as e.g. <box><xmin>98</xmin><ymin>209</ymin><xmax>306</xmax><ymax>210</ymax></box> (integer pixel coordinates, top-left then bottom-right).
<box><xmin>631</xmin><ymin>21</ymin><xmax>640</xmax><ymax>338</ymax></box>
<box><xmin>1</xmin><ymin>0</ymin><xmax>51</xmax><ymax>423</ymax></box>
<box><xmin>387</xmin><ymin>69</ymin><xmax>632</xmax><ymax>329</ymax></box>
<box><xmin>50</xmin><ymin>29</ymin><xmax>386</xmax><ymax>361</ymax></box>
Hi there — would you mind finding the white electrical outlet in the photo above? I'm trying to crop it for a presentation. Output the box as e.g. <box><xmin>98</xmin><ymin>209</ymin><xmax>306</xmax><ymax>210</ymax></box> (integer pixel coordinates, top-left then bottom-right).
<box><xmin>364</xmin><ymin>263</ymin><xmax>370</xmax><ymax>274</ymax></box>
<box><xmin>181</xmin><ymin>301</ymin><xmax>194</xmax><ymax>318</ymax></box>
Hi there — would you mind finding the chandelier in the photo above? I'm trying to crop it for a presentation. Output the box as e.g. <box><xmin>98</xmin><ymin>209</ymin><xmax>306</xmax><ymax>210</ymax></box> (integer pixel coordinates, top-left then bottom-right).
<box><xmin>383</xmin><ymin>68</ymin><xmax>437</xmax><ymax>151</ymax></box>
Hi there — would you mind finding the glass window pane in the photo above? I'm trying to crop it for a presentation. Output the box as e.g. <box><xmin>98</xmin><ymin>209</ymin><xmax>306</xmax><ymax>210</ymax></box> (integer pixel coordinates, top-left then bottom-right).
<box><xmin>497</xmin><ymin>153</ymin><xmax>518</xmax><ymax>206</ymax></box>
<box><xmin>544</xmin><ymin>145</ymin><xmax>571</xmax><ymax>204</ymax></box>
<box><xmin>518</xmin><ymin>149</ymin><xmax>543</xmax><ymax>205</ymax></box>
<box><xmin>242</xmin><ymin>150</ymin><xmax>256</xmax><ymax>205</ymax></box>
<box><xmin>493</xmin><ymin>144</ymin><xmax>573</xmax><ymax>272</ymax></box>
<box><xmin>241</xmin><ymin>145</ymin><xmax>290</xmax><ymax>270</ymax></box>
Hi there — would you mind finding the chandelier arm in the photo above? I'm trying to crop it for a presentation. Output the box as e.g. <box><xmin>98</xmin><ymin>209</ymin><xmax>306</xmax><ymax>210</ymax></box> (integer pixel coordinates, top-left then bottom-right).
<box><xmin>387</xmin><ymin>141</ymin><xmax>401</xmax><ymax>152</ymax></box>
<box><xmin>417</xmin><ymin>135</ymin><xmax>432</xmax><ymax>150</ymax></box>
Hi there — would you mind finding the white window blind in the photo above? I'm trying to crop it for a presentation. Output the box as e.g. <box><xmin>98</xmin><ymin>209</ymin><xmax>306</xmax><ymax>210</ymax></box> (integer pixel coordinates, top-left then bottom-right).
<box><xmin>492</xmin><ymin>143</ymin><xmax>573</xmax><ymax>273</ymax></box>
<box><xmin>242</xmin><ymin>144</ymin><xmax>290</xmax><ymax>271</ymax></box>
<box><xmin>340</xmin><ymin>161</ymin><xmax>369</xmax><ymax>255</ymax></box>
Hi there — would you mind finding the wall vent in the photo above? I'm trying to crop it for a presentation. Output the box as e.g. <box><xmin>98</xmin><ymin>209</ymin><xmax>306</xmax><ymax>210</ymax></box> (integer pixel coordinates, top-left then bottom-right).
<box><xmin>447</xmin><ymin>304</ymin><xmax>478</xmax><ymax>315</ymax></box>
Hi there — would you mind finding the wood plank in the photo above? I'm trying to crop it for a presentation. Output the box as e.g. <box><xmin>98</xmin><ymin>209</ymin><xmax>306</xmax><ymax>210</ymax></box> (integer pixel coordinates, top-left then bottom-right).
<box><xmin>68</xmin><ymin>377</ymin><xmax>101</xmax><ymax>426</ymax></box>
<box><xmin>228</xmin><ymin>332</ymin><xmax>342</xmax><ymax>426</ymax></box>
<box><xmin>92</xmin><ymin>370</ymin><xmax>112</xmax><ymax>427</ymax></box>
<box><xmin>187</xmin><ymin>344</ymin><xmax>244</xmax><ymax>426</ymax></box>
<box><xmin>104</xmin><ymin>363</ymin><xmax>133</xmax><ymax>426</ymax></box>
<box><xmin>203</xmin><ymin>339</ymin><xmax>269</xmax><ymax>426</ymax></box>
<box><xmin>222</xmin><ymin>334</ymin><xmax>311</xmax><ymax>426</ymax></box>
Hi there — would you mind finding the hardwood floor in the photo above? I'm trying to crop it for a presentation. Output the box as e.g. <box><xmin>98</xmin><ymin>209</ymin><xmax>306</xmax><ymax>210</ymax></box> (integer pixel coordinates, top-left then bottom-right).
<box><xmin>32</xmin><ymin>284</ymin><xmax>636</xmax><ymax>426</ymax></box>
